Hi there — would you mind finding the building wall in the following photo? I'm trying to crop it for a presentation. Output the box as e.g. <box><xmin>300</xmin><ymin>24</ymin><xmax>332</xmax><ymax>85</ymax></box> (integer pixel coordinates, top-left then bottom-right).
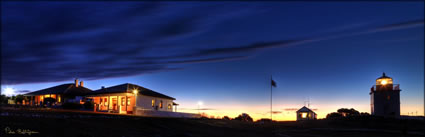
<box><xmin>92</xmin><ymin>96</ymin><xmax>135</xmax><ymax>113</ymax></box>
<box><xmin>371</xmin><ymin>90</ymin><xmax>400</xmax><ymax>116</ymax></box>
<box><xmin>296</xmin><ymin>111</ymin><xmax>316</xmax><ymax>121</ymax></box>
<box><xmin>136</xmin><ymin>95</ymin><xmax>174</xmax><ymax>112</ymax></box>
<box><xmin>134</xmin><ymin>109</ymin><xmax>200</xmax><ymax>118</ymax></box>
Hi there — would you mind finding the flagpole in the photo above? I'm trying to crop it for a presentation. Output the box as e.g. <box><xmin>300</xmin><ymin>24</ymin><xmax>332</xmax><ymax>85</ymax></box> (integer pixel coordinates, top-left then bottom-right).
<box><xmin>270</xmin><ymin>75</ymin><xmax>272</xmax><ymax>121</ymax></box>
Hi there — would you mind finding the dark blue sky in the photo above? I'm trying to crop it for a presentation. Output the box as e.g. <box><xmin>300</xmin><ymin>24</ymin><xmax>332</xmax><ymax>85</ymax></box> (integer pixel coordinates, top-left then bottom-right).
<box><xmin>1</xmin><ymin>2</ymin><xmax>424</xmax><ymax>120</ymax></box>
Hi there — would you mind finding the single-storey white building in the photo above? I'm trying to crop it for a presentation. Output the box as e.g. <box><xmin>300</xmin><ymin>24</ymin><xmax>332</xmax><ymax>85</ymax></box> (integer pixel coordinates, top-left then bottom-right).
<box><xmin>86</xmin><ymin>83</ymin><xmax>178</xmax><ymax>115</ymax></box>
<box><xmin>296</xmin><ymin>106</ymin><xmax>317</xmax><ymax>121</ymax></box>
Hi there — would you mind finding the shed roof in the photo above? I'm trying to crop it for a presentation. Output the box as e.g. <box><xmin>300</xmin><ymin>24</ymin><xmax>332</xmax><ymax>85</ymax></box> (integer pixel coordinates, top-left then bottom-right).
<box><xmin>296</xmin><ymin>106</ymin><xmax>316</xmax><ymax>114</ymax></box>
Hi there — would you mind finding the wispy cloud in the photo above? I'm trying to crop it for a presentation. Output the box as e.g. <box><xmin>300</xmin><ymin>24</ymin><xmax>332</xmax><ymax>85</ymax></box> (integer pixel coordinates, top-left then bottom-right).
<box><xmin>256</xmin><ymin>111</ymin><xmax>283</xmax><ymax>115</ymax></box>
<box><xmin>1</xmin><ymin>2</ymin><xmax>423</xmax><ymax>85</ymax></box>
<box><xmin>164</xmin><ymin>56</ymin><xmax>249</xmax><ymax>64</ymax></box>
<box><xmin>179</xmin><ymin>108</ymin><xmax>216</xmax><ymax>111</ymax></box>
<box><xmin>283</xmin><ymin>108</ymin><xmax>299</xmax><ymax>111</ymax></box>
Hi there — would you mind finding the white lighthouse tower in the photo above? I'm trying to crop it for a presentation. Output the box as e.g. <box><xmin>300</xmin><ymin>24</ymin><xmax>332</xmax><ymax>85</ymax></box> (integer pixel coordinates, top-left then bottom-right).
<box><xmin>370</xmin><ymin>73</ymin><xmax>401</xmax><ymax>117</ymax></box>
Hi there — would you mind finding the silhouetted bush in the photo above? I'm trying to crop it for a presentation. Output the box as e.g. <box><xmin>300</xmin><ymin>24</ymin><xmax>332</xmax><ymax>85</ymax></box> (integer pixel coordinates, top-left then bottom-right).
<box><xmin>360</xmin><ymin>112</ymin><xmax>370</xmax><ymax>116</ymax></box>
<box><xmin>14</xmin><ymin>94</ymin><xmax>26</xmax><ymax>104</ymax></box>
<box><xmin>200</xmin><ymin>116</ymin><xmax>209</xmax><ymax>120</ymax></box>
<box><xmin>327</xmin><ymin>108</ymin><xmax>372</xmax><ymax>120</ymax></box>
<box><xmin>256</xmin><ymin>118</ymin><xmax>272</xmax><ymax>123</ymax></box>
<box><xmin>83</xmin><ymin>101</ymin><xmax>94</xmax><ymax>109</ymax></box>
<box><xmin>234</xmin><ymin>113</ymin><xmax>253</xmax><ymax>122</ymax></box>
<box><xmin>222</xmin><ymin>116</ymin><xmax>231</xmax><ymax>120</ymax></box>
<box><xmin>0</xmin><ymin>95</ymin><xmax>8</xmax><ymax>104</ymax></box>
<box><xmin>326</xmin><ymin>112</ymin><xmax>343</xmax><ymax>119</ymax></box>
<box><xmin>337</xmin><ymin>108</ymin><xmax>360</xmax><ymax>117</ymax></box>
<box><xmin>62</xmin><ymin>102</ymin><xmax>82</xmax><ymax>109</ymax></box>
<box><xmin>44</xmin><ymin>98</ymin><xmax>56</xmax><ymax>106</ymax></box>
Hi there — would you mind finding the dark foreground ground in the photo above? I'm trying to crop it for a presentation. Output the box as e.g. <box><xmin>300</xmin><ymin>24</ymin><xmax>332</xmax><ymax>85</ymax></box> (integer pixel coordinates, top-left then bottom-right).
<box><xmin>1</xmin><ymin>107</ymin><xmax>424</xmax><ymax>137</ymax></box>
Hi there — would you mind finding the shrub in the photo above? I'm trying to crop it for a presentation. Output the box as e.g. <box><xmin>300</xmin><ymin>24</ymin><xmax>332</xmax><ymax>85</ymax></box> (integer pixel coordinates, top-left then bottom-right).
<box><xmin>83</xmin><ymin>101</ymin><xmax>94</xmax><ymax>109</ymax></box>
<box><xmin>234</xmin><ymin>113</ymin><xmax>253</xmax><ymax>122</ymax></box>
<box><xmin>326</xmin><ymin>112</ymin><xmax>343</xmax><ymax>119</ymax></box>
<box><xmin>62</xmin><ymin>102</ymin><xmax>82</xmax><ymax>109</ymax></box>
<box><xmin>222</xmin><ymin>116</ymin><xmax>231</xmax><ymax>120</ymax></box>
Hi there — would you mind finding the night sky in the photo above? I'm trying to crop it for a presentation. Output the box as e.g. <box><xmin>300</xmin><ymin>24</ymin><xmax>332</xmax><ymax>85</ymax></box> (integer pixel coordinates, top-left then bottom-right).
<box><xmin>1</xmin><ymin>2</ymin><xmax>424</xmax><ymax>120</ymax></box>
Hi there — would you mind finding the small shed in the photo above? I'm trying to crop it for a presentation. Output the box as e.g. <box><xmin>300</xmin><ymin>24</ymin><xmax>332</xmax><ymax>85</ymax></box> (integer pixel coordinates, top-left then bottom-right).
<box><xmin>296</xmin><ymin>106</ymin><xmax>317</xmax><ymax>121</ymax></box>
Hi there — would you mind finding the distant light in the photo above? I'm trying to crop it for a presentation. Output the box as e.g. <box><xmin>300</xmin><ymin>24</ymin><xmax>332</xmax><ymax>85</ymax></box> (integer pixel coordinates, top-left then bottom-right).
<box><xmin>381</xmin><ymin>80</ymin><xmax>387</xmax><ymax>85</ymax></box>
<box><xmin>3</xmin><ymin>87</ymin><xmax>15</xmax><ymax>96</ymax></box>
<box><xmin>198</xmin><ymin>101</ymin><xmax>203</xmax><ymax>106</ymax></box>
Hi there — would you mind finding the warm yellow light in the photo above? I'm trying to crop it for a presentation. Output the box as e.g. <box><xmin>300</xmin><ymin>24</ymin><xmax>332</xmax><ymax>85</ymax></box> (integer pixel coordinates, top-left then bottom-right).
<box><xmin>381</xmin><ymin>80</ymin><xmax>387</xmax><ymax>85</ymax></box>
<box><xmin>3</xmin><ymin>87</ymin><xmax>15</xmax><ymax>96</ymax></box>
<box><xmin>301</xmin><ymin>112</ymin><xmax>308</xmax><ymax>118</ymax></box>
<box><xmin>133</xmin><ymin>89</ymin><xmax>138</xmax><ymax>95</ymax></box>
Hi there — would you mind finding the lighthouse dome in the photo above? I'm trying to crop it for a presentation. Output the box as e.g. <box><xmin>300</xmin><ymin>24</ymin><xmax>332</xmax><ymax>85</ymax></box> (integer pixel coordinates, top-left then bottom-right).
<box><xmin>376</xmin><ymin>72</ymin><xmax>393</xmax><ymax>85</ymax></box>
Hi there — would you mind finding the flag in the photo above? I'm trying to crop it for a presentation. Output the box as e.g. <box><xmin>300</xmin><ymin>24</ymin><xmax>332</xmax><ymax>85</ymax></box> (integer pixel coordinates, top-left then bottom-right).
<box><xmin>271</xmin><ymin>79</ymin><xmax>277</xmax><ymax>87</ymax></box>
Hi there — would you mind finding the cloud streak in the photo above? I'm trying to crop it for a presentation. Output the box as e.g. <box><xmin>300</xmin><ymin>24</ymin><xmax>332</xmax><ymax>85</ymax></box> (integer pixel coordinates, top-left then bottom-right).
<box><xmin>179</xmin><ymin>108</ymin><xmax>216</xmax><ymax>111</ymax></box>
<box><xmin>1</xmin><ymin>2</ymin><xmax>423</xmax><ymax>85</ymax></box>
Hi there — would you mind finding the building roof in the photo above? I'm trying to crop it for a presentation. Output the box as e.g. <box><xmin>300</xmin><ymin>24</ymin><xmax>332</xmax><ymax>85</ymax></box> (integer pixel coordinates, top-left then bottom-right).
<box><xmin>24</xmin><ymin>83</ymin><xmax>92</xmax><ymax>96</ymax></box>
<box><xmin>296</xmin><ymin>106</ymin><xmax>316</xmax><ymax>114</ymax></box>
<box><xmin>377</xmin><ymin>72</ymin><xmax>392</xmax><ymax>80</ymax></box>
<box><xmin>90</xmin><ymin>83</ymin><xmax>175</xmax><ymax>100</ymax></box>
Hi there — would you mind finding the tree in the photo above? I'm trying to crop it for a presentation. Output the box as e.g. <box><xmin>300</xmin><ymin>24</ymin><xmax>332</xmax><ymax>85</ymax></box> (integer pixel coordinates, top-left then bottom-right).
<box><xmin>360</xmin><ymin>112</ymin><xmax>370</xmax><ymax>116</ymax></box>
<box><xmin>327</xmin><ymin>108</ymin><xmax>369</xmax><ymax>120</ymax></box>
<box><xmin>337</xmin><ymin>108</ymin><xmax>360</xmax><ymax>117</ymax></box>
<box><xmin>234</xmin><ymin>113</ymin><xmax>253</xmax><ymax>122</ymax></box>
<box><xmin>222</xmin><ymin>116</ymin><xmax>231</xmax><ymax>120</ymax></box>
<box><xmin>14</xmin><ymin>94</ymin><xmax>26</xmax><ymax>105</ymax></box>
<box><xmin>326</xmin><ymin>112</ymin><xmax>343</xmax><ymax>119</ymax></box>
<box><xmin>0</xmin><ymin>95</ymin><xmax>8</xmax><ymax>104</ymax></box>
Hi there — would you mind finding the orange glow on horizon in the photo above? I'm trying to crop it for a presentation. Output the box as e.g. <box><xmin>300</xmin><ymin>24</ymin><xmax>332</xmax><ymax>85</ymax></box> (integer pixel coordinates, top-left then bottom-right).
<box><xmin>175</xmin><ymin>102</ymin><xmax>424</xmax><ymax>121</ymax></box>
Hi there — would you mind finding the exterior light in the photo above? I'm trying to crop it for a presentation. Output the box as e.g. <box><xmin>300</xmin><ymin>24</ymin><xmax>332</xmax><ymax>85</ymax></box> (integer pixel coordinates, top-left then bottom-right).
<box><xmin>381</xmin><ymin>80</ymin><xmax>387</xmax><ymax>85</ymax></box>
<box><xmin>133</xmin><ymin>89</ymin><xmax>138</xmax><ymax>94</ymax></box>
<box><xmin>197</xmin><ymin>101</ymin><xmax>203</xmax><ymax>114</ymax></box>
<box><xmin>3</xmin><ymin>87</ymin><xmax>15</xmax><ymax>96</ymax></box>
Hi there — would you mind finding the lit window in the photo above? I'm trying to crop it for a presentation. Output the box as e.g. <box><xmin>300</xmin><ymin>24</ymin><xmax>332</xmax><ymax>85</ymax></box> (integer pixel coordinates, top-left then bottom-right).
<box><xmin>159</xmin><ymin>101</ymin><xmax>163</xmax><ymax>108</ymax></box>
<box><xmin>168</xmin><ymin>104</ymin><xmax>172</xmax><ymax>109</ymax></box>
<box><xmin>377</xmin><ymin>78</ymin><xmax>393</xmax><ymax>85</ymax></box>
<box><xmin>301</xmin><ymin>112</ymin><xmax>308</xmax><ymax>118</ymax></box>
<box><xmin>381</xmin><ymin>80</ymin><xmax>387</xmax><ymax>85</ymax></box>
<box><xmin>121</xmin><ymin>97</ymin><xmax>125</xmax><ymax>106</ymax></box>
<box><xmin>152</xmin><ymin>100</ymin><xmax>155</xmax><ymax>107</ymax></box>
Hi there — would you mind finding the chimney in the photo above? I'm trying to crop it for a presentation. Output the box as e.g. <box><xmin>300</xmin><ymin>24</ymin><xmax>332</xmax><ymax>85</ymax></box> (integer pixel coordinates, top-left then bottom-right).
<box><xmin>80</xmin><ymin>81</ymin><xmax>84</xmax><ymax>87</ymax></box>
<box><xmin>101</xmin><ymin>86</ymin><xmax>105</xmax><ymax>89</ymax></box>
<box><xmin>75</xmin><ymin>78</ymin><xmax>79</xmax><ymax>87</ymax></box>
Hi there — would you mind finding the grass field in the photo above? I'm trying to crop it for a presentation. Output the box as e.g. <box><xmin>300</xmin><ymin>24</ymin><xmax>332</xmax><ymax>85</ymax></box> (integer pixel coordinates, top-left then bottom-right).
<box><xmin>1</xmin><ymin>107</ymin><xmax>424</xmax><ymax>137</ymax></box>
